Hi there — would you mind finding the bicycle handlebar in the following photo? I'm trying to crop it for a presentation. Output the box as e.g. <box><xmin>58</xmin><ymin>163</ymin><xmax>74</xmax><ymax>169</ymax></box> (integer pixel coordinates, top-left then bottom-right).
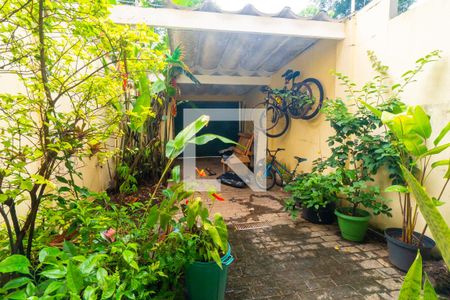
<box><xmin>268</xmin><ymin>148</ymin><xmax>285</xmax><ymax>154</ymax></box>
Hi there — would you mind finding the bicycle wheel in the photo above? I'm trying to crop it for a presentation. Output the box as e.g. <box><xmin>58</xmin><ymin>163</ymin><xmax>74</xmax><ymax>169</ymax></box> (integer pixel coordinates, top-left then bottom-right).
<box><xmin>254</xmin><ymin>101</ymin><xmax>290</xmax><ymax>138</ymax></box>
<box><xmin>288</xmin><ymin>78</ymin><xmax>324</xmax><ymax>120</ymax></box>
<box><xmin>275</xmin><ymin>171</ymin><xmax>289</xmax><ymax>187</ymax></box>
<box><xmin>254</xmin><ymin>162</ymin><xmax>276</xmax><ymax>190</ymax></box>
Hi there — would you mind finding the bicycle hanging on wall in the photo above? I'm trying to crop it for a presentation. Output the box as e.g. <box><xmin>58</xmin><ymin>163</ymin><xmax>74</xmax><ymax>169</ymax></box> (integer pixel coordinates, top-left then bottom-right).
<box><xmin>254</xmin><ymin>69</ymin><xmax>324</xmax><ymax>138</ymax></box>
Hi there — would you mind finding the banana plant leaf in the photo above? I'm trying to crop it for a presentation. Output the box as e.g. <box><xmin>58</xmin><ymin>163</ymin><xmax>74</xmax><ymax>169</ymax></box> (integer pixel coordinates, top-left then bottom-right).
<box><xmin>401</xmin><ymin>165</ymin><xmax>450</xmax><ymax>269</ymax></box>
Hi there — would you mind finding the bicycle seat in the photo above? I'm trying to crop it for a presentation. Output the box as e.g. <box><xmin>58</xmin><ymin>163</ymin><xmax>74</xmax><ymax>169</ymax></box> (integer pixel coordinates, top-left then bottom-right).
<box><xmin>285</xmin><ymin>70</ymin><xmax>301</xmax><ymax>81</ymax></box>
<box><xmin>281</xmin><ymin>69</ymin><xmax>293</xmax><ymax>78</ymax></box>
<box><xmin>294</xmin><ymin>156</ymin><xmax>307</xmax><ymax>163</ymax></box>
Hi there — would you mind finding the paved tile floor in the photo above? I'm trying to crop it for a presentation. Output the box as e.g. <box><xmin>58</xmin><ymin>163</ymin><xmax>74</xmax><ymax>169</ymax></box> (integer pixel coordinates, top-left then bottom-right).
<box><xmin>191</xmin><ymin>158</ymin><xmax>405</xmax><ymax>299</ymax></box>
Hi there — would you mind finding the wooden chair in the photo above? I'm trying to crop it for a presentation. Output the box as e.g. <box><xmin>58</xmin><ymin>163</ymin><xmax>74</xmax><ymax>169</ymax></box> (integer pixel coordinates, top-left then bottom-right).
<box><xmin>220</xmin><ymin>132</ymin><xmax>254</xmax><ymax>173</ymax></box>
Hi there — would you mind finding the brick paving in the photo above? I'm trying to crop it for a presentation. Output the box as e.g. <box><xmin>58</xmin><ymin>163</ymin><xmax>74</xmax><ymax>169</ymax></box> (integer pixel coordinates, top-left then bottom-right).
<box><xmin>192</xmin><ymin>158</ymin><xmax>405</xmax><ymax>299</ymax></box>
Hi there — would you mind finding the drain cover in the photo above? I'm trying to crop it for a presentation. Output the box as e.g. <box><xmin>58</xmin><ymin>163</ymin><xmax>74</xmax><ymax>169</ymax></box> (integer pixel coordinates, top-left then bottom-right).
<box><xmin>234</xmin><ymin>221</ymin><xmax>270</xmax><ymax>231</ymax></box>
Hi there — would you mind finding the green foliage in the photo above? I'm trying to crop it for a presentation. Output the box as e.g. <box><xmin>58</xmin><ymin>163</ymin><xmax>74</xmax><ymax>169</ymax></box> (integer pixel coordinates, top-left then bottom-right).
<box><xmin>181</xmin><ymin>199</ymin><xmax>229</xmax><ymax>268</ymax></box>
<box><xmin>166</xmin><ymin>115</ymin><xmax>234</xmax><ymax>160</ymax></box>
<box><xmin>0</xmin><ymin>0</ymin><xmax>152</xmax><ymax>257</ymax></box>
<box><xmin>0</xmin><ymin>108</ymin><xmax>231</xmax><ymax>297</ymax></box>
<box><xmin>338</xmin><ymin>170</ymin><xmax>391</xmax><ymax>216</ymax></box>
<box><xmin>284</xmin><ymin>172</ymin><xmax>341</xmax><ymax>218</ymax></box>
<box><xmin>0</xmin><ymin>242</ymin><xmax>163</xmax><ymax>299</ymax></box>
<box><xmin>0</xmin><ymin>173</ymin><xmax>228</xmax><ymax>298</ymax></box>
<box><xmin>148</xmin><ymin>115</ymin><xmax>235</xmax><ymax>210</ymax></box>
<box><xmin>361</xmin><ymin>50</ymin><xmax>443</xmax><ymax>245</ymax></box>
<box><xmin>315</xmin><ymin>53</ymin><xmax>412</xmax><ymax>216</ymax></box>
<box><xmin>317</xmin><ymin>51</ymin><xmax>440</xmax><ymax>219</ymax></box>
<box><xmin>303</xmin><ymin>0</ymin><xmax>417</xmax><ymax>19</ymax></box>
<box><xmin>0</xmin><ymin>255</ymin><xmax>30</xmax><ymax>275</ymax></box>
<box><xmin>398</xmin><ymin>252</ymin><xmax>438</xmax><ymax>300</ymax></box>
<box><xmin>171</xmin><ymin>0</ymin><xmax>204</xmax><ymax>7</ymax></box>
<box><xmin>401</xmin><ymin>166</ymin><xmax>450</xmax><ymax>269</ymax></box>
<box><xmin>116</xmin><ymin>44</ymin><xmax>200</xmax><ymax>195</ymax></box>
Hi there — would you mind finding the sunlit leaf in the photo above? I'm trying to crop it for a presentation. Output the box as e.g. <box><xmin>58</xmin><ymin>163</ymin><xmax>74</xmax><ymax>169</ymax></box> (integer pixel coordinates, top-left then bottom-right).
<box><xmin>433</xmin><ymin>121</ymin><xmax>450</xmax><ymax>146</ymax></box>
<box><xmin>0</xmin><ymin>255</ymin><xmax>30</xmax><ymax>274</ymax></box>
<box><xmin>401</xmin><ymin>166</ymin><xmax>450</xmax><ymax>269</ymax></box>
<box><xmin>398</xmin><ymin>251</ymin><xmax>422</xmax><ymax>300</ymax></box>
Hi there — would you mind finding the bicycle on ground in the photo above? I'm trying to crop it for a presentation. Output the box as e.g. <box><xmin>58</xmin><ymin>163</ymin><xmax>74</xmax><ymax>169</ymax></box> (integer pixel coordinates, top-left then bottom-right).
<box><xmin>254</xmin><ymin>148</ymin><xmax>307</xmax><ymax>190</ymax></box>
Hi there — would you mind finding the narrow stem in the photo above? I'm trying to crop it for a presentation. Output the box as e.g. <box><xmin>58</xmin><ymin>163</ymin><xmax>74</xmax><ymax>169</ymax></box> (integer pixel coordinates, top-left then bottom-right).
<box><xmin>145</xmin><ymin>158</ymin><xmax>173</xmax><ymax>214</ymax></box>
<box><xmin>417</xmin><ymin>224</ymin><xmax>428</xmax><ymax>247</ymax></box>
<box><xmin>438</xmin><ymin>178</ymin><xmax>449</xmax><ymax>200</ymax></box>
<box><xmin>0</xmin><ymin>205</ymin><xmax>14</xmax><ymax>252</ymax></box>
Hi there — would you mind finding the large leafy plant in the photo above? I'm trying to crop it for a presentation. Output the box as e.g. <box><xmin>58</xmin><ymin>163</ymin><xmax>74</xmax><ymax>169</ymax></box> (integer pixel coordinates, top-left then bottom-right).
<box><xmin>397</xmin><ymin>164</ymin><xmax>450</xmax><ymax>299</ymax></box>
<box><xmin>376</xmin><ymin>105</ymin><xmax>450</xmax><ymax>245</ymax></box>
<box><xmin>146</xmin><ymin>114</ymin><xmax>235</xmax><ymax>210</ymax></box>
<box><xmin>115</xmin><ymin>45</ymin><xmax>200</xmax><ymax>194</ymax></box>
<box><xmin>318</xmin><ymin>51</ymin><xmax>441</xmax><ymax>218</ymax></box>
<box><xmin>180</xmin><ymin>199</ymin><xmax>229</xmax><ymax>267</ymax></box>
<box><xmin>0</xmin><ymin>0</ymin><xmax>164</xmax><ymax>258</ymax></box>
<box><xmin>0</xmin><ymin>115</ymin><xmax>233</xmax><ymax>298</ymax></box>
<box><xmin>284</xmin><ymin>172</ymin><xmax>341</xmax><ymax>218</ymax></box>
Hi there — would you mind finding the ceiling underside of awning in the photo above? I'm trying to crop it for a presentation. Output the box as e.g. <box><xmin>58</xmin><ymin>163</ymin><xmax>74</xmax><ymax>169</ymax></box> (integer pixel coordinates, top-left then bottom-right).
<box><xmin>178</xmin><ymin>83</ymin><xmax>258</xmax><ymax>96</ymax></box>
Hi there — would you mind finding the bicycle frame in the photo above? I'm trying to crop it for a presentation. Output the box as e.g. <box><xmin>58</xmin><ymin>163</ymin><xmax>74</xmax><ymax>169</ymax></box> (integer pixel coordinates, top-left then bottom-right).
<box><xmin>264</xmin><ymin>70</ymin><xmax>302</xmax><ymax>112</ymax></box>
<box><xmin>264</xmin><ymin>149</ymin><xmax>302</xmax><ymax>184</ymax></box>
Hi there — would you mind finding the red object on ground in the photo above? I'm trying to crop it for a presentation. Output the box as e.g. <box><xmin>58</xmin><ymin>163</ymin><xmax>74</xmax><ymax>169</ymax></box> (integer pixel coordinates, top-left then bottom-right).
<box><xmin>211</xmin><ymin>193</ymin><xmax>225</xmax><ymax>201</ymax></box>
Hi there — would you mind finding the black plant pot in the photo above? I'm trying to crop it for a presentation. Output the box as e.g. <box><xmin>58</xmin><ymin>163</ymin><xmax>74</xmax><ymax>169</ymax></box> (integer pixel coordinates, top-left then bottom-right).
<box><xmin>385</xmin><ymin>228</ymin><xmax>436</xmax><ymax>272</ymax></box>
<box><xmin>301</xmin><ymin>202</ymin><xmax>336</xmax><ymax>224</ymax></box>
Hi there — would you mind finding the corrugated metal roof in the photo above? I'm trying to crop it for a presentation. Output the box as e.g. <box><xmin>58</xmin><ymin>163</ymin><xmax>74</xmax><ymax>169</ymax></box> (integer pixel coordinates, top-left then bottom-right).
<box><xmin>166</xmin><ymin>1</ymin><xmax>332</xmax><ymax>21</ymax></box>
<box><xmin>168</xmin><ymin>1</ymin><xmax>334</xmax><ymax>97</ymax></box>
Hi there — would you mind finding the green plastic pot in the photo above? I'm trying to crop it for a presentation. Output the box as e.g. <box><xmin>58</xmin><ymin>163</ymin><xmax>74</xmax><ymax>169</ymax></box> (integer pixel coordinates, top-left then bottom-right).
<box><xmin>335</xmin><ymin>207</ymin><xmax>371</xmax><ymax>242</ymax></box>
<box><xmin>185</xmin><ymin>244</ymin><xmax>234</xmax><ymax>300</ymax></box>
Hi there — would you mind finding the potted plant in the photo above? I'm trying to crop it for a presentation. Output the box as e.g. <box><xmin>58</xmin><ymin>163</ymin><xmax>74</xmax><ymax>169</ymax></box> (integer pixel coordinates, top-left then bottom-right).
<box><xmin>316</xmin><ymin>94</ymin><xmax>396</xmax><ymax>242</ymax></box>
<box><xmin>372</xmin><ymin>104</ymin><xmax>449</xmax><ymax>271</ymax></box>
<box><xmin>335</xmin><ymin>170</ymin><xmax>392</xmax><ymax>242</ymax></box>
<box><xmin>320</xmin><ymin>51</ymin><xmax>443</xmax><ymax>244</ymax></box>
<box><xmin>284</xmin><ymin>172</ymin><xmax>340</xmax><ymax>224</ymax></box>
<box><xmin>397</xmin><ymin>163</ymin><xmax>450</xmax><ymax>298</ymax></box>
<box><xmin>180</xmin><ymin>198</ymin><xmax>233</xmax><ymax>300</ymax></box>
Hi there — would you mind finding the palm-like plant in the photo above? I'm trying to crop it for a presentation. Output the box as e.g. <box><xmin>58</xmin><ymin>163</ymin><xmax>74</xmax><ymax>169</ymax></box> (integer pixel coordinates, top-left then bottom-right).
<box><xmin>161</xmin><ymin>45</ymin><xmax>200</xmax><ymax>154</ymax></box>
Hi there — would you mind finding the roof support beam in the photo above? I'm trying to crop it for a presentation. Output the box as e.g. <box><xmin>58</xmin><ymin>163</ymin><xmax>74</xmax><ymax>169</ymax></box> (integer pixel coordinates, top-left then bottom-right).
<box><xmin>110</xmin><ymin>6</ymin><xmax>346</xmax><ymax>40</ymax></box>
<box><xmin>177</xmin><ymin>75</ymin><xmax>271</xmax><ymax>86</ymax></box>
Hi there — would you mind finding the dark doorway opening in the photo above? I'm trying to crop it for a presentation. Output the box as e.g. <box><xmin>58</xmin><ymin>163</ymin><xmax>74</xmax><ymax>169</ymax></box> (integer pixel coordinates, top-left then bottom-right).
<box><xmin>174</xmin><ymin>101</ymin><xmax>240</xmax><ymax>157</ymax></box>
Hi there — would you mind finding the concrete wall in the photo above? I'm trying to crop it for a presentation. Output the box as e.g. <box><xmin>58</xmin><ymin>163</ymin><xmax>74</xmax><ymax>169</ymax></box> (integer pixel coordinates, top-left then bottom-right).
<box><xmin>335</xmin><ymin>0</ymin><xmax>450</xmax><ymax>231</ymax></box>
<box><xmin>264</xmin><ymin>40</ymin><xmax>337</xmax><ymax>172</ymax></box>
<box><xmin>262</xmin><ymin>0</ymin><xmax>450</xmax><ymax>233</ymax></box>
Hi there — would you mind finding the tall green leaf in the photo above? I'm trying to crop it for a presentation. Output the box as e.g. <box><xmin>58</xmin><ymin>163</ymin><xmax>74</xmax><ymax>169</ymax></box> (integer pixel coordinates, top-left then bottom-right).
<box><xmin>433</xmin><ymin>121</ymin><xmax>450</xmax><ymax>146</ymax></box>
<box><xmin>66</xmin><ymin>260</ymin><xmax>83</xmax><ymax>294</ymax></box>
<box><xmin>417</xmin><ymin>143</ymin><xmax>450</xmax><ymax>160</ymax></box>
<box><xmin>129</xmin><ymin>73</ymin><xmax>153</xmax><ymax>132</ymax></box>
<box><xmin>401</xmin><ymin>165</ymin><xmax>450</xmax><ymax>268</ymax></box>
<box><xmin>204</xmin><ymin>222</ymin><xmax>224</xmax><ymax>252</ymax></box>
<box><xmin>190</xmin><ymin>134</ymin><xmax>236</xmax><ymax>147</ymax></box>
<box><xmin>165</xmin><ymin>115</ymin><xmax>210</xmax><ymax>159</ymax></box>
<box><xmin>398</xmin><ymin>252</ymin><xmax>422</xmax><ymax>300</ymax></box>
<box><xmin>411</xmin><ymin>106</ymin><xmax>431</xmax><ymax>139</ymax></box>
<box><xmin>360</xmin><ymin>100</ymin><xmax>382</xmax><ymax>118</ymax></box>
<box><xmin>423</xmin><ymin>275</ymin><xmax>439</xmax><ymax>300</ymax></box>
